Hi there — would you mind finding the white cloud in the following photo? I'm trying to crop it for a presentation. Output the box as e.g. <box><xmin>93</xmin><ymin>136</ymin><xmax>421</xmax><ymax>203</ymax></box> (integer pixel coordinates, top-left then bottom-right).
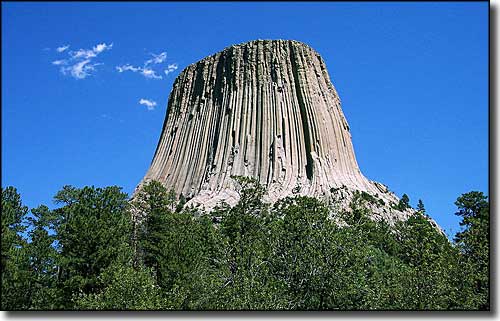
<box><xmin>141</xmin><ymin>68</ymin><xmax>162</xmax><ymax>79</ymax></box>
<box><xmin>61</xmin><ymin>60</ymin><xmax>102</xmax><ymax>80</ymax></box>
<box><xmin>69</xmin><ymin>60</ymin><xmax>92</xmax><ymax>79</ymax></box>
<box><xmin>164</xmin><ymin>63</ymin><xmax>178</xmax><ymax>75</ymax></box>
<box><xmin>116</xmin><ymin>51</ymin><xmax>176</xmax><ymax>80</ymax></box>
<box><xmin>116</xmin><ymin>64</ymin><xmax>141</xmax><ymax>73</ymax></box>
<box><xmin>52</xmin><ymin>59</ymin><xmax>67</xmax><ymax>65</ymax></box>
<box><xmin>116</xmin><ymin>65</ymin><xmax>163</xmax><ymax>79</ymax></box>
<box><xmin>70</xmin><ymin>42</ymin><xmax>113</xmax><ymax>59</ymax></box>
<box><xmin>139</xmin><ymin>98</ymin><xmax>157</xmax><ymax>111</ymax></box>
<box><xmin>53</xmin><ymin>42</ymin><xmax>113</xmax><ymax>79</ymax></box>
<box><xmin>93</xmin><ymin>43</ymin><xmax>113</xmax><ymax>54</ymax></box>
<box><xmin>145</xmin><ymin>52</ymin><xmax>167</xmax><ymax>66</ymax></box>
<box><xmin>70</xmin><ymin>48</ymin><xmax>96</xmax><ymax>59</ymax></box>
<box><xmin>56</xmin><ymin>45</ymin><xmax>70</xmax><ymax>52</ymax></box>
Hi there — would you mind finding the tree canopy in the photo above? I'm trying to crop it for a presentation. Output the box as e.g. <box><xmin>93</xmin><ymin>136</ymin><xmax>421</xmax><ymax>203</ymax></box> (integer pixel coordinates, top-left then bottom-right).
<box><xmin>0</xmin><ymin>183</ymin><xmax>489</xmax><ymax>310</ymax></box>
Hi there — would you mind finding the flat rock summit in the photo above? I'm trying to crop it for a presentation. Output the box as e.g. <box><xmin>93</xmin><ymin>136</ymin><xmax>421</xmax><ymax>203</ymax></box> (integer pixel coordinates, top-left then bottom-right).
<box><xmin>138</xmin><ymin>39</ymin><xmax>413</xmax><ymax>223</ymax></box>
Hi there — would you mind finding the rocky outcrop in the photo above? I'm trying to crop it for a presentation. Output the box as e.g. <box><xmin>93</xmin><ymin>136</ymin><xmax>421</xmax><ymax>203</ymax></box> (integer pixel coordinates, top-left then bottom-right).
<box><xmin>138</xmin><ymin>39</ymin><xmax>413</xmax><ymax>223</ymax></box>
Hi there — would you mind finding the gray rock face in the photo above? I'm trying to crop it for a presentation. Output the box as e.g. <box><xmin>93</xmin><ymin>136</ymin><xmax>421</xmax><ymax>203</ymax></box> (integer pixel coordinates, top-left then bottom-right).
<box><xmin>138</xmin><ymin>39</ymin><xmax>412</xmax><ymax>222</ymax></box>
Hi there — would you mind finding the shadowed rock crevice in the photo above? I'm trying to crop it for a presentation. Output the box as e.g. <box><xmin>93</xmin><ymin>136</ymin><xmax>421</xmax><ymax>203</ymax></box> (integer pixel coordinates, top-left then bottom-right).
<box><xmin>289</xmin><ymin>42</ymin><xmax>313</xmax><ymax>180</ymax></box>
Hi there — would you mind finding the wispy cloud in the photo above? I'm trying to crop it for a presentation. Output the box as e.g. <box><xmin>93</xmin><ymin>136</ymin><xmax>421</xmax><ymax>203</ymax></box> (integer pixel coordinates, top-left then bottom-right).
<box><xmin>52</xmin><ymin>59</ymin><xmax>67</xmax><ymax>66</ymax></box>
<box><xmin>116</xmin><ymin>51</ymin><xmax>177</xmax><ymax>80</ymax></box>
<box><xmin>164</xmin><ymin>63</ymin><xmax>178</xmax><ymax>75</ymax></box>
<box><xmin>61</xmin><ymin>60</ymin><xmax>103</xmax><ymax>80</ymax></box>
<box><xmin>93</xmin><ymin>43</ymin><xmax>113</xmax><ymax>54</ymax></box>
<box><xmin>56</xmin><ymin>45</ymin><xmax>70</xmax><ymax>53</ymax></box>
<box><xmin>52</xmin><ymin>42</ymin><xmax>113</xmax><ymax>79</ymax></box>
<box><xmin>70</xmin><ymin>43</ymin><xmax>112</xmax><ymax>60</ymax></box>
<box><xmin>70</xmin><ymin>49</ymin><xmax>97</xmax><ymax>59</ymax></box>
<box><xmin>116</xmin><ymin>64</ymin><xmax>163</xmax><ymax>80</ymax></box>
<box><xmin>145</xmin><ymin>52</ymin><xmax>167</xmax><ymax>66</ymax></box>
<box><xmin>116</xmin><ymin>64</ymin><xmax>141</xmax><ymax>73</ymax></box>
<box><xmin>139</xmin><ymin>98</ymin><xmax>157</xmax><ymax>111</ymax></box>
<box><xmin>141</xmin><ymin>68</ymin><xmax>162</xmax><ymax>79</ymax></box>
<box><xmin>116</xmin><ymin>64</ymin><xmax>162</xmax><ymax>79</ymax></box>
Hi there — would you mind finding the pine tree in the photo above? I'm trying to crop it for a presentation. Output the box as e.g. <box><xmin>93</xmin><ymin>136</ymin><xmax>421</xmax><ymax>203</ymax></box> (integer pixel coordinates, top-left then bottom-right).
<box><xmin>417</xmin><ymin>199</ymin><xmax>426</xmax><ymax>214</ymax></box>
<box><xmin>394</xmin><ymin>213</ymin><xmax>457</xmax><ymax>309</ymax></box>
<box><xmin>1</xmin><ymin>187</ymin><xmax>31</xmax><ymax>310</ymax></box>
<box><xmin>132</xmin><ymin>180</ymin><xmax>224</xmax><ymax>308</ymax></box>
<box><xmin>454</xmin><ymin>191</ymin><xmax>489</xmax><ymax>310</ymax></box>
<box><xmin>53</xmin><ymin>185</ymin><xmax>131</xmax><ymax>308</ymax></box>
<box><xmin>26</xmin><ymin>205</ymin><xmax>61</xmax><ymax>309</ymax></box>
<box><xmin>132</xmin><ymin>181</ymin><xmax>174</xmax><ymax>286</ymax></box>
<box><xmin>1</xmin><ymin>181</ymin><xmax>489</xmax><ymax>311</ymax></box>
<box><xmin>397</xmin><ymin>194</ymin><xmax>411</xmax><ymax>210</ymax></box>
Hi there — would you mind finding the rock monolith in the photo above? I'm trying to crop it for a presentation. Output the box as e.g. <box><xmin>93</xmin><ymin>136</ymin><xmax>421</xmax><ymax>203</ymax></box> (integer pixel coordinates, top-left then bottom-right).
<box><xmin>138</xmin><ymin>39</ymin><xmax>413</xmax><ymax>223</ymax></box>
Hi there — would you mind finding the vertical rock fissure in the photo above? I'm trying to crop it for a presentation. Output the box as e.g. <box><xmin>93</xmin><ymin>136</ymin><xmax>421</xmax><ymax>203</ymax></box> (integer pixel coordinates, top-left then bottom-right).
<box><xmin>191</xmin><ymin>62</ymin><xmax>206</xmax><ymax>103</ymax></box>
<box><xmin>207</xmin><ymin>55</ymin><xmax>226</xmax><ymax>169</ymax></box>
<box><xmin>289</xmin><ymin>42</ymin><xmax>314</xmax><ymax>180</ymax></box>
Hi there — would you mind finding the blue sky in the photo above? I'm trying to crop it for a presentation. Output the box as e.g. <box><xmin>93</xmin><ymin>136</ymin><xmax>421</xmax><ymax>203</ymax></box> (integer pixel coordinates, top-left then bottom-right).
<box><xmin>2</xmin><ymin>2</ymin><xmax>488</xmax><ymax>237</ymax></box>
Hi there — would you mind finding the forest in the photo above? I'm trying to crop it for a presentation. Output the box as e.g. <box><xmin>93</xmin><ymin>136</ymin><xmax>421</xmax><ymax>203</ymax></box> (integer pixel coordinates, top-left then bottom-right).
<box><xmin>1</xmin><ymin>177</ymin><xmax>489</xmax><ymax>310</ymax></box>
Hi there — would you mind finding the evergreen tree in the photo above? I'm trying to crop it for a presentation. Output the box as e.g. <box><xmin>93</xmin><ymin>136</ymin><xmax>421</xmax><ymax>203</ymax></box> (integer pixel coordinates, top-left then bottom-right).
<box><xmin>0</xmin><ymin>181</ymin><xmax>489</xmax><ymax>311</ymax></box>
<box><xmin>53</xmin><ymin>185</ymin><xmax>131</xmax><ymax>308</ymax></box>
<box><xmin>454</xmin><ymin>191</ymin><xmax>489</xmax><ymax>310</ymax></box>
<box><xmin>1</xmin><ymin>187</ymin><xmax>31</xmax><ymax>310</ymax></box>
<box><xmin>175</xmin><ymin>193</ymin><xmax>187</xmax><ymax>213</ymax></box>
<box><xmin>417</xmin><ymin>199</ymin><xmax>426</xmax><ymax>214</ymax></box>
<box><xmin>75</xmin><ymin>263</ymin><xmax>165</xmax><ymax>310</ymax></box>
<box><xmin>133</xmin><ymin>180</ymin><xmax>225</xmax><ymax>308</ymax></box>
<box><xmin>271</xmin><ymin>196</ymin><xmax>335</xmax><ymax>309</ymax></box>
<box><xmin>214</xmin><ymin>176</ymin><xmax>283</xmax><ymax>309</ymax></box>
<box><xmin>26</xmin><ymin>205</ymin><xmax>61</xmax><ymax>309</ymax></box>
<box><xmin>394</xmin><ymin>213</ymin><xmax>457</xmax><ymax>309</ymax></box>
<box><xmin>132</xmin><ymin>181</ymin><xmax>174</xmax><ymax>287</ymax></box>
<box><xmin>397</xmin><ymin>194</ymin><xmax>411</xmax><ymax>210</ymax></box>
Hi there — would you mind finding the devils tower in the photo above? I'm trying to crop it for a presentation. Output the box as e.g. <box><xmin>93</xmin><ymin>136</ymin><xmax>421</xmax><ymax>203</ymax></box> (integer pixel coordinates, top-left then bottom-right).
<box><xmin>138</xmin><ymin>39</ymin><xmax>412</xmax><ymax>222</ymax></box>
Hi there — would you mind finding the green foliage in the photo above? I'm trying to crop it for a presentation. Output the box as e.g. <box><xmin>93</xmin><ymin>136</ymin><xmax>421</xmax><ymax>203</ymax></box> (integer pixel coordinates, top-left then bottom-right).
<box><xmin>175</xmin><ymin>193</ymin><xmax>187</xmax><ymax>212</ymax></box>
<box><xmin>133</xmin><ymin>181</ymin><xmax>225</xmax><ymax>309</ymax></box>
<box><xmin>1</xmin><ymin>181</ymin><xmax>489</xmax><ymax>310</ymax></box>
<box><xmin>1</xmin><ymin>187</ymin><xmax>31</xmax><ymax>310</ymax></box>
<box><xmin>75</xmin><ymin>264</ymin><xmax>165</xmax><ymax>310</ymax></box>
<box><xmin>53</xmin><ymin>185</ymin><xmax>132</xmax><ymax>308</ymax></box>
<box><xmin>156</xmin><ymin>210</ymin><xmax>223</xmax><ymax>309</ymax></box>
<box><xmin>360</xmin><ymin>191</ymin><xmax>377</xmax><ymax>204</ymax></box>
<box><xmin>132</xmin><ymin>181</ymin><xmax>175</xmax><ymax>280</ymax></box>
<box><xmin>271</xmin><ymin>196</ymin><xmax>336</xmax><ymax>309</ymax></box>
<box><xmin>211</xmin><ymin>176</ymin><xmax>284</xmax><ymax>309</ymax></box>
<box><xmin>393</xmin><ymin>213</ymin><xmax>459</xmax><ymax>309</ymax></box>
<box><xmin>1</xmin><ymin>187</ymin><xmax>28</xmax><ymax>273</ymax></box>
<box><xmin>396</xmin><ymin>193</ymin><xmax>411</xmax><ymax>211</ymax></box>
<box><xmin>417</xmin><ymin>199</ymin><xmax>426</xmax><ymax>214</ymax></box>
<box><xmin>26</xmin><ymin>205</ymin><xmax>62</xmax><ymax>309</ymax></box>
<box><xmin>453</xmin><ymin>191</ymin><xmax>489</xmax><ymax>310</ymax></box>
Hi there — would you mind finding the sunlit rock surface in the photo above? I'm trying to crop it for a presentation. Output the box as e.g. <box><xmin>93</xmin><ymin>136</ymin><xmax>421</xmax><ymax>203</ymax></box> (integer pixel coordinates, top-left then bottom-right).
<box><xmin>138</xmin><ymin>39</ymin><xmax>415</xmax><ymax>223</ymax></box>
